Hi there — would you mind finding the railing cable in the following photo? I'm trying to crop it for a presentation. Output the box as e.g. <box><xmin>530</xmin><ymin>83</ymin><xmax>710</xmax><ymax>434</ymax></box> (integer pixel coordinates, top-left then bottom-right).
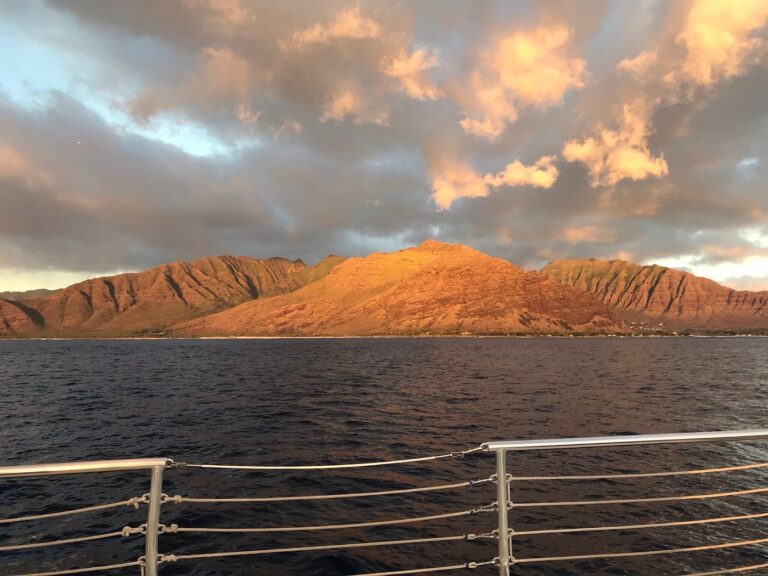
<box><xmin>685</xmin><ymin>563</ymin><xmax>768</xmax><ymax>575</ymax></box>
<box><xmin>167</xmin><ymin>476</ymin><xmax>494</xmax><ymax>505</ymax></box>
<box><xmin>180</xmin><ymin>446</ymin><xmax>484</xmax><ymax>471</ymax></box>
<box><xmin>159</xmin><ymin>533</ymin><xmax>496</xmax><ymax>563</ymax></box>
<box><xmin>0</xmin><ymin>498</ymin><xmax>143</xmax><ymax>525</ymax></box>
<box><xmin>0</xmin><ymin>525</ymin><xmax>145</xmax><ymax>552</ymax></box>
<box><xmin>9</xmin><ymin>560</ymin><xmax>143</xmax><ymax>576</ymax></box>
<box><xmin>514</xmin><ymin>536</ymin><xmax>768</xmax><ymax>564</ymax></box>
<box><xmin>347</xmin><ymin>559</ymin><xmax>499</xmax><ymax>575</ymax></box>
<box><xmin>513</xmin><ymin>510</ymin><xmax>768</xmax><ymax>536</ymax></box>
<box><xmin>511</xmin><ymin>461</ymin><xmax>768</xmax><ymax>481</ymax></box>
<box><xmin>162</xmin><ymin>504</ymin><xmax>496</xmax><ymax>534</ymax></box>
<box><xmin>513</xmin><ymin>486</ymin><xmax>768</xmax><ymax>508</ymax></box>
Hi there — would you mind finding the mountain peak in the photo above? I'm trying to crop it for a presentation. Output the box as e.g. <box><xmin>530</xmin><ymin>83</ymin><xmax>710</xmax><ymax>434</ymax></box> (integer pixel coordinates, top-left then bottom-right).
<box><xmin>414</xmin><ymin>238</ymin><xmax>465</xmax><ymax>252</ymax></box>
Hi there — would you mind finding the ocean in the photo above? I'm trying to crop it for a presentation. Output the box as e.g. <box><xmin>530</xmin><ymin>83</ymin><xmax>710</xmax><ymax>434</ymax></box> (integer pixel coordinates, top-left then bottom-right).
<box><xmin>1</xmin><ymin>337</ymin><xmax>767</xmax><ymax>575</ymax></box>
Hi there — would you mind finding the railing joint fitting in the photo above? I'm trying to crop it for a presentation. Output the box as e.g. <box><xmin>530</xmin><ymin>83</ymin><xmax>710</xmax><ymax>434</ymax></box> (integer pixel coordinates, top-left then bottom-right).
<box><xmin>158</xmin><ymin>523</ymin><xmax>179</xmax><ymax>534</ymax></box>
<box><xmin>128</xmin><ymin>493</ymin><xmax>150</xmax><ymax>509</ymax></box>
<box><xmin>121</xmin><ymin>523</ymin><xmax>147</xmax><ymax>537</ymax></box>
<box><xmin>160</xmin><ymin>493</ymin><xmax>183</xmax><ymax>505</ymax></box>
<box><xmin>158</xmin><ymin>554</ymin><xmax>177</xmax><ymax>564</ymax></box>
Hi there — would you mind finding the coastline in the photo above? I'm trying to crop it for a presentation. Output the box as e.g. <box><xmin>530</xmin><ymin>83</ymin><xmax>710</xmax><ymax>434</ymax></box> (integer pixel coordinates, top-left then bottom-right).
<box><xmin>2</xmin><ymin>333</ymin><xmax>768</xmax><ymax>341</ymax></box>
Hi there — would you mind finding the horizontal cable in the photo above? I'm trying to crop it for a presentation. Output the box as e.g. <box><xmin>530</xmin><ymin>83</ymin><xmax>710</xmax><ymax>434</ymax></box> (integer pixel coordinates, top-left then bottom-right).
<box><xmin>171</xmin><ymin>477</ymin><xmax>493</xmax><ymax>505</ymax></box>
<box><xmin>1</xmin><ymin>532</ymin><xmax>119</xmax><ymax>553</ymax></box>
<box><xmin>685</xmin><ymin>563</ymin><xmax>768</xmax><ymax>575</ymax></box>
<box><xmin>512</xmin><ymin>486</ymin><xmax>768</xmax><ymax>508</ymax></box>
<box><xmin>511</xmin><ymin>462</ymin><xmax>768</xmax><ymax>481</ymax></box>
<box><xmin>160</xmin><ymin>533</ymin><xmax>491</xmax><ymax>563</ymax></box>
<box><xmin>347</xmin><ymin>559</ymin><xmax>498</xmax><ymax>575</ymax></box>
<box><xmin>167</xmin><ymin>505</ymin><xmax>493</xmax><ymax>534</ymax></box>
<box><xmin>180</xmin><ymin>447</ymin><xmax>483</xmax><ymax>471</ymax></box>
<box><xmin>0</xmin><ymin>500</ymin><xmax>136</xmax><ymax>525</ymax></box>
<box><xmin>514</xmin><ymin>536</ymin><xmax>768</xmax><ymax>564</ymax></box>
<box><xmin>0</xmin><ymin>525</ymin><xmax>144</xmax><ymax>553</ymax></box>
<box><xmin>514</xmin><ymin>510</ymin><xmax>768</xmax><ymax>536</ymax></box>
<box><xmin>9</xmin><ymin>560</ymin><xmax>142</xmax><ymax>576</ymax></box>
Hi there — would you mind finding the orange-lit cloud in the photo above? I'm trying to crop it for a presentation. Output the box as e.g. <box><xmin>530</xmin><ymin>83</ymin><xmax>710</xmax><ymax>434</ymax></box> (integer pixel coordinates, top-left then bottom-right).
<box><xmin>321</xmin><ymin>89</ymin><xmax>389</xmax><ymax>126</ymax></box>
<box><xmin>183</xmin><ymin>0</ymin><xmax>256</xmax><ymax>32</ymax></box>
<box><xmin>483</xmin><ymin>156</ymin><xmax>559</xmax><ymax>189</ymax></box>
<box><xmin>429</xmin><ymin>158</ymin><xmax>488</xmax><ymax>211</ymax></box>
<box><xmin>286</xmin><ymin>6</ymin><xmax>381</xmax><ymax>50</ymax></box>
<box><xmin>618</xmin><ymin>1</ymin><xmax>768</xmax><ymax>92</ymax></box>
<box><xmin>673</xmin><ymin>0</ymin><xmax>768</xmax><ymax>88</ymax></box>
<box><xmin>571</xmin><ymin>0</ymin><xmax>768</xmax><ymax>188</ymax></box>
<box><xmin>0</xmin><ymin>146</ymin><xmax>32</xmax><ymax>179</ymax></box>
<box><xmin>0</xmin><ymin>145</ymin><xmax>49</xmax><ymax>187</ymax></box>
<box><xmin>563</xmin><ymin>104</ymin><xmax>668</xmax><ymax>187</ymax></box>
<box><xmin>460</xmin><ymin>25</ymin><xmax>586</xmax><ymax>140</ymax></box>
<box><xmin>459</xmin><ymin>72</ymin><xmax>519</xmax><ymax>140</ymax></box>
<box><xmin>196</xmin><ymin>46</ymin><xmax>255</xmax><ymax>102</ymax></box>
<box><xmin>560</xmin><ymin>225</ymin><xmax>617</xmax><ymax>245</ymax></box>
<box><xmin>382</xmin><ymin>48</ymin><xmax>443</xmax><ymax>101</ymax></box>
<box><xmin>429</xmin><ymin>153</ymin><xmax>559</xmax><ymax>210</ymax></box>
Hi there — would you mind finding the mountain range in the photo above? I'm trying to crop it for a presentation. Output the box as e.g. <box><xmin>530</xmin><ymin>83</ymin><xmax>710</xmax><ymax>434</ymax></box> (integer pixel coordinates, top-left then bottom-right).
<box><xmin>1</xmin><ymin>240</ymin><xmax>766</xmax><ymax>337</ymax></box>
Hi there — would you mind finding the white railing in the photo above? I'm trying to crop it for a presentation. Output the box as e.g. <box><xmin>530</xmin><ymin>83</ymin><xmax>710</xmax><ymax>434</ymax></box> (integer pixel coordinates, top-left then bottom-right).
<box><xmin>1</xmin><ymin>430</ymin><xmax>767</xmax><ymax>575</ymax></box>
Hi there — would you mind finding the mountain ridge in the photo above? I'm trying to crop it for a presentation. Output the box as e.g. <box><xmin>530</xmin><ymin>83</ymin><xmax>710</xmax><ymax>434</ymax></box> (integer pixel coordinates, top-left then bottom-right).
<box><xmin>541</xmin><ymin>258</ymin><xmax>768</xmax><ymax>330</ymax></box>
<box><xmin>0</xmin><ymin>254</ymin><xmax>345</xmax><ymax>337</ymax></box>
<box><xmin>173</xmin><ymin>240</ymin><xmax>622</xmax><ymax>336</ymax></box>
<box><xmin>3</xmin><ymin>242</ymin><xmax>767</xmax><ymax>337</ymax></box>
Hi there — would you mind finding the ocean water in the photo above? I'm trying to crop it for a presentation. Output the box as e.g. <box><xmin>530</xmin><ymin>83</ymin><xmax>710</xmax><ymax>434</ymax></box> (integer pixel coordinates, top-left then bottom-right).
<box><xmin>0</xmin><ymin>337</ymin><xmax>767</xmax><ymax>575</ymax></box>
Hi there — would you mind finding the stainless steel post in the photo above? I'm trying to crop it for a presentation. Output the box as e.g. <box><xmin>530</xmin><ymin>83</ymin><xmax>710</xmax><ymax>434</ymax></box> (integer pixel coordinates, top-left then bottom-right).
<box><xmin>145</xmin><ymin>465</ymin><xmax>164</xmax><ymax>576</ymax></box>
<box><xmin>495</xmin><ymin>449</ymin><xmax>511</xmax><ymax>576</ymax></box>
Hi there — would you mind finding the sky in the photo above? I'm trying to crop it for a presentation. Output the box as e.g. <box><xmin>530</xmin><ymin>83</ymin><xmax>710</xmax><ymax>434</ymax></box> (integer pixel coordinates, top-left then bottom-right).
<box><xmin>0</xmin><ymin>0</ymin><xmax>767</xmax><ymax>292</ymax></box>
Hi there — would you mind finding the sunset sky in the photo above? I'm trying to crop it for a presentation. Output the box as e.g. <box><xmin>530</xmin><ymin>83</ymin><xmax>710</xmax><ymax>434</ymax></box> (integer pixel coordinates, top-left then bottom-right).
<box><xmin>1</xmin><ymin>0</ymin><xmax>767</xmax><ymax>292</ymax></box>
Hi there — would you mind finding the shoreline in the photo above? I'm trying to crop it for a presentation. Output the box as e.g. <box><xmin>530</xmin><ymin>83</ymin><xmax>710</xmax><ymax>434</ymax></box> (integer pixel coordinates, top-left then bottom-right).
<box><xmin>2</xmin><ymin>333</ymin><xmax>768</xmax><ymax>341</ymax></box>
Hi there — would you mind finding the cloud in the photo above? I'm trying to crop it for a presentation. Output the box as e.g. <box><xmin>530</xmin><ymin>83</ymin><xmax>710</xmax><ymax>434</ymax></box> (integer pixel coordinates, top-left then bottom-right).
<box><xmin>382</xmin><ymin>48</ymin><xmax>442</xmax><ymax>101</ymax></box>
<box><xmin>723</xmin><ymin>275</ymin><xmax>768</xmax><ymax>291</ymax></box>
<box><xmin>563</xmin><ymin>103</ymin><xmax>668</xmax><ymax>187</ymax></box>
<box><xmin>618</xmin><ymin>0</ymin><xmax>768</xmax><ymax>93</ymax></box>
<box><xmin>321</xmin><ymin>88</ymin><xmax>389</xmax><ymax>125</ymax></box>
<box><xmin>571</xmin><ymin>0</ymin><xmax>768</xmax><ymax>188</ymax></box>
<box><xmin>285</xmin><ymin>6</ymin><xmax>381</xmax><ymax>50</ymax></box>
<box><xmin>673</xmin><ymin>0</ymin><xmax>768</xmax><ymax>88</ymax></box>
<box><xmin>695</xmin><ymin>243</ymin><xmax>768</xmax><ymax>265</ymax></box>
<box><xmin>459</xmin><ymin>25</ymin><xmax>586</xmax><ymax>140</ymax></box>
<box><xmin>0</xmin><ymin>0</ymin><xmax>767</xmax><ymax>289</ymax></box>
<box><xmin>459</xmin><ymin>73</ymin><xmax>519</xmax><ymax>140</ymax></box>
<box><xmin>428</xmin><ymin>149</ymin><xmax>559</xmax><ymax>210</ymax></box>
<box><xmin>428</xmin><ymin>155</ymin><xmax>488</xmax><ymax>211</ymax></box>
<box><xmin>183</xmin><ymin>0</ymin><xmax>256</xmax><ymax>33</ymax></box>
<box><xmin>559</xmin><ymin>225</ymin><xmax>617</xmax><ymax>245</ymax></box>
<box><xmin>128</xmin><ymin>46</ymin><xmax>257</xmax><ymax>123</ymax></box>
<box><xmin>0</xmin><ymin>144</ymin><xmax>50</xmax><ymax>186</ymax></box>
<box><xmin>483</xmin><ymin>156</ymin><xmax>559</xmax><ymax>189</ymax></box>
<box><xmin>0</xmin><ymin>145</ymin><xmax>33</xmax><ymax>179</ymax></box>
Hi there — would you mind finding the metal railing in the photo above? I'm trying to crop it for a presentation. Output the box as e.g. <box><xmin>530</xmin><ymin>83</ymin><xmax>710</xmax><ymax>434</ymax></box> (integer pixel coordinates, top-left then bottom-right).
<box><xmin>0</xmin><ymin>458</ymin><xmax>170</xmax><ymax>576</ymax></box>
<box><xmin>483</xmin><ymin>430</ymin><xmax>768</xmax><ymax>575</ymax></box>
<box><xmin>1</xmin><ymin>430</ymin><xmax>767</xmax><ymax>575</ymax></box>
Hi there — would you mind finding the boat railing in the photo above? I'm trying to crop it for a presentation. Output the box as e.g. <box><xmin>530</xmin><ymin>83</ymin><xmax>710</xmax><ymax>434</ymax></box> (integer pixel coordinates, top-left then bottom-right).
<box><xmin>1</xmin><ymin>430</ymin><xmax>767</xmax><ymax>575</ymax></box>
